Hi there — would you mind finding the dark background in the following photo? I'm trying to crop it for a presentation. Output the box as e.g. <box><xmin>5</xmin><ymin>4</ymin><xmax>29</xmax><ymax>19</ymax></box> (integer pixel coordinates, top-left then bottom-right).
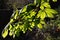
<box><xmin>0</xmin><ymin>0</ymin><xmax>60</xmax><ymax>40</ymax></box>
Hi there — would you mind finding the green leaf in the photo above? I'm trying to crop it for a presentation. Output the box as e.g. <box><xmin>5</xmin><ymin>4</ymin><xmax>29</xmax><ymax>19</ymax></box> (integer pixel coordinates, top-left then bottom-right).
<box><xmin>40</xmin><ymin>5</ymin><xmax>44</xmax><ymax>10</ymax></box>
<box><xmin>21</xmin><ymin>6</ymin><xmax>27</xmax><ymax>13</ymax></box>
<box><xmin>9</xmin><ymin>31</ymin><xmax>13</xmax><ymax>36</ymax></box>
<box><xmin>45</xmin><ymin>8</ymin><xmax>54</xmax><ymax>18</ymax></box>
<box><xmin>31</xmin><ymin>22</ymin><xmax>35</xmax><ymax>27</ymax></box>
<box><xmin>34</xmin><ymin>0</ymin><xmax>41</xmax><ymax>5</ymax></box>
<box><xmin>10</xmin><ymin>19</ymin><xmax>14</xmax><ymax>23</ymax></box>
<box><xmin>15</xmin><ymin>24</ymin><xmax>19</xmax><ymax>29</ymax></box>
<box><xmin>46</xmin><ymin>8</ymin><xmax>58</xmax><ymax>14</ymax></box>
<box><xmin>52</xmin><ymin>0</ymin><xmax>57</xmax><ymax>2</ymax></box>
<box><xmin>37</xmin><ymin>23</ymin><xmax>42</xmax><ymax>29</ymax></box>
<box><xmin>40</xmin><ymin>11</ymin><xmax>46</xmax><ymax>20</ymax></box>
<box><xmin>28</xmin><ymin>28</ymin><xmax>32</xmax><ymax>31</ymax></box>
<box><xmin>9</xmin><ymin>24</ymin><xmax>12</xmax><ymax>30</ymax></box>
<box><xmin>37</xmin><ymin>10</ymin><xmax>42</xmax><ymax>18</ymax></box>
<box><xmin>14</xmin><ymin>9</ymin><xmax>18</xmax><ymax>19</ymax></box>
<box><xmin>2</xmin><ymin>29</ymin><xmax>8</xmax><ymax>38</ymax></box>
<box><xmin>40</xmin><ymin>20</ymin><xmax>45</xmax><ymax>24</ymax></box>
<box><xmin>43</xmin><ymin>2</ymin><xmax>51</xmax><ymax>8</ymax></box>
<box><xmin>30</xmin><ymin>10</ymin><xmax>36</xmax><ymax>17</ymax></box>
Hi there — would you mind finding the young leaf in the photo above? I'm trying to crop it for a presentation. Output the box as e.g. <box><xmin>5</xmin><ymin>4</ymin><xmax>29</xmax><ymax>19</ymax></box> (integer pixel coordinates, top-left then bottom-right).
<box><xmin>2</xmin><ymin>29</ymin><xmax>8</xmax><ymax>38</ymax></box>
<box><xmin>10</xmin><ymin>19</ymin><xmax>14</xmax><ymax>23</ymax></box>
<box><xmin>37</xmin><ymin>23</ymin><xmax>42</xmax><ymax>29</ymax></box>
<box><xmin>40</xmin><ymin>5</ymin><xmax>44</xmax><ymax>10</ymax></box>
<box><xmin>46</xmin><ymin>9</ymin><xmax>58</xmax><ymax>14</ymax></box>
<box><xmin>40</xmin><ymin>11</ymin><xmax>46</xmax><ymax>20</ymax></box>
<box><xmin>9</xmin><ymin>24</ymin><xmax>12</xmax><ymax>30</ymax></box>
<box><xmin>43</xmin><ymin>2</ymin><xmax>51</xmax><ymax>8</ymax></box>
<box><xmin>14</xmin><ymin>9</ymin><xmax>18</xmax><ymax>19</ymax></box>
<box><xmin>34</xmin><ymin>0</ymin><xmax>41</xmax><ymax>5</ymax></box>
<box><xmin>40</xmin><ymin>20</ymin><xmax>45</xmax><ymax>24</ymax></box>
<box><xmin>45</xmin><ymin>8</ymin><xmax>54</xmax><ymax>18</ymax></box>
<box><xmin>21</xmin><ymin>6</ymin><xmax>27</xmax><ymax>13</ymax></box>
<box><xmin>9</xmin><ymin>31</ymin><xmax>13</xmax><ymax>36</ymax></box>
<box><xmin>37</xmin><ymin>10</ymin><xmax>42</xmax><ymax>18</ymax></box>
<box><xmin>30</xmin><ymin>10</ymin><xmax>36</xmax><ymax>17</ymax></box>
<box><xmin>28</xmin><ymin>28</ymin><xmax>32</xmax><ymax>31</ymax></box>
<box><xmin>52</xmin><ymin>0</ymin><xmax>57</xmax><ymax>2</ymax></box>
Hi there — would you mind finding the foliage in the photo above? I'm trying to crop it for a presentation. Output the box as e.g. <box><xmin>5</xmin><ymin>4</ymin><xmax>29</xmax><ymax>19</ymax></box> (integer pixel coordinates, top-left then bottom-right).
<box><xmin>2</xmin><ymin>0</ymin><xmax>58</xmax><ymax>38</ymax></box>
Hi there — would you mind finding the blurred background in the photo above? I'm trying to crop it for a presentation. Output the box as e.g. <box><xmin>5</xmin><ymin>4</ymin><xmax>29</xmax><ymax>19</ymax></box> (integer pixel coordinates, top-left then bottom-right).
<box><xmin>0</xmin><ymin>0</ymin><xmax>60</xmax><ymax>40</ymax></box>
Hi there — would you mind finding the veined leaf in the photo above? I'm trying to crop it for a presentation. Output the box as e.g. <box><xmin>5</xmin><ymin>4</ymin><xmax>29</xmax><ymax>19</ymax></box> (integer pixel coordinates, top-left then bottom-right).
<box><xmin>21</xmin><ymin>6</ymin><xmax>27</xmax><ymax>13</ymax></box>
<box><xmin>37</xmin><ymin>23</ymin><xmax>42</xmax><ymax>29</ymax></box>
<box><xmin>43</xmin><ymin>2</ymin><xmax>51</xmax><ymax>8</ymax></box>
<box><xmin>40</xmin><ymin>11</ymin><xmax>46</xmax><ymax>20</ymax></box>
<box><xmin>2</xmin><ymin>29</ymin><xmax>8</xmax><ymax>38</ymax></box>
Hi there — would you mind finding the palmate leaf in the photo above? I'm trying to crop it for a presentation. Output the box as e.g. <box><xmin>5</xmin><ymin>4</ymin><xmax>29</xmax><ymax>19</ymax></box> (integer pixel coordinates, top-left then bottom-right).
<box><xmin>2</xmin><ymin>29</ymin><xmax>8</xmax><ymax>38</ymax></box>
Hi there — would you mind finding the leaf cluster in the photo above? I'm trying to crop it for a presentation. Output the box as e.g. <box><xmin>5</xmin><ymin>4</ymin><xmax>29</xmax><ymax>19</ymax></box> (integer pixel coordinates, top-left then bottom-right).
<box><xmin>2</xmin><ymin>0</ymin><xmax>58</xmax><ymax>38</ymax></box>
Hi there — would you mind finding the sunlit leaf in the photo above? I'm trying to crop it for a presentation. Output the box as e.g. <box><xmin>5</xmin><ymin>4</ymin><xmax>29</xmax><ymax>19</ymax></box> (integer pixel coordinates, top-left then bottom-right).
<box><xmin>40</xmin><ymin>20</ymin><xmax>45</xmax><ymax>24</ymax></box>
<box><xmin>10</xmin><ymin>19</ymin><xmax>14</xmax><ymax>23</ymax></box>
<box><xmin>52</xmin><ymin>0</ymin><xmax>57</xmax><ymax>2</ymax></box>
<box><xmin>9</xmin><ymin>31</ymin><xmax>13</xmax><ymax>36</ymax></box>
<box><xmin>34</xmin><ymin>0</ymin><xmax>41</xmax><ymax>5</ymax></box>
<box><xmin>45</xmin><ymin>8</ymin><xmax>54</xmax><ymax>18</ymax></box>
<box><xmin>30</xmin><ymin>10</ymin><xmax>36</xmax><ymax>17</ymax></box>
<box><xmin>37</xmin><ymin>23</ymin><xmax>42</xmax><ymax>29</ymax></box>
<box><xmin>40</xmin><ymin>11</ymin><xmax>46</xmax><ymax>20</ymax></box>
<box><xmin>37</xmin><ymin>10</ymin><xmax>42</xmax><ymax>18</ymax></box>
<box><xmin>2</xmin><ymin>29</ymin><xmax>8</xmax><ymax>38</ymax></box>
<box><xmin>46</xmin><ymin>8</ymin><xmax>58</xmax><ymax>14</ymax></box>
<box><xmin>31</xmin><ymin>22</ymin><xmax>35</xmax><ymax>27</ymax></box>
<box><xmin>40</xmin><ymin>5</ymin><xmax>44</xmax><ymax>10</ymax></box>
<box><xmin>9</xmin><ymin>24</ymin><xmax>12</xmax><ymax>30</ymax></box>
<box><xmin>21</xmin><ymin>6</ymin><xmax>27</xmax><ymax>13</ymax></box>
<box><xmin>14</xmin><ymin>9</ymin><xmax>18</xmax><ymax>19</ymax></box>
<box><xmin>43</xmin><ymin>2</ymin><xmax>51</xmax><ymax>8</ymax></box>
<box><xmin>15</xmin><ymin>24</ymin><xmax>19</xmax><ymax>29</ymax></box>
